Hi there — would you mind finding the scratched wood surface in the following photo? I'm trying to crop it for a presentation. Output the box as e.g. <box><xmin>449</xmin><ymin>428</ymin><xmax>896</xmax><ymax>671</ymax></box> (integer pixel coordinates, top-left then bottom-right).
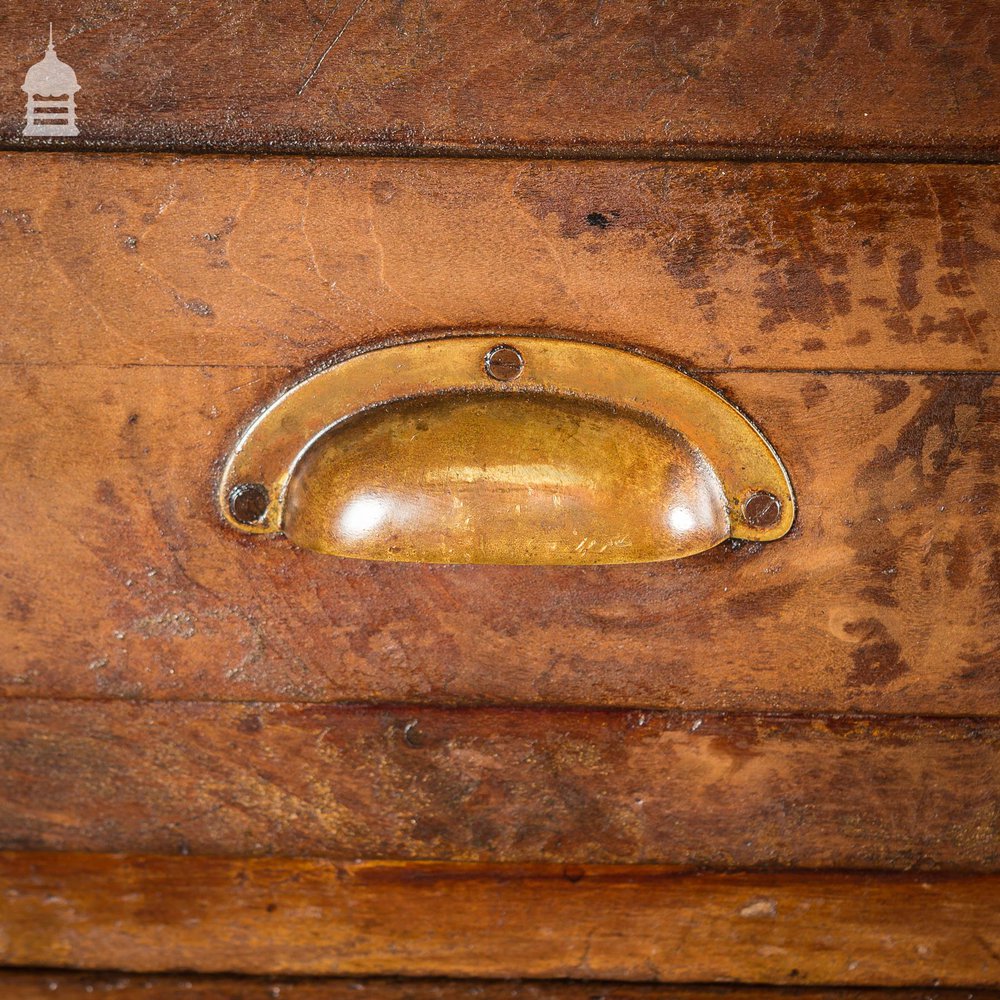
<box><xmin>4</xmin><ymin>979</ymin><xmax>999</xmax><ymax>1000</ymax></box>
<box><xmin>2</xmin><ymin>853</ymin><xmax>999</xmax><ymax>983</ymax></box>
<box><xmin>1</xmin><ymin>701</ymin><xmax>997</xmax><ymax>868</ymax></box>
<box><xmin>1</xmin><ymin>2</ymin><xmax>997</xmax><ymax>161</ymax></box>
<box><xmin>3</xmin><ymin>364</ymin><xmax>998</xmax><ymax>712</ymax></box>
<box><xmin>2</xmin><ymin>155</ymin><xmax>999</xmax><ymax>372</ymax></box>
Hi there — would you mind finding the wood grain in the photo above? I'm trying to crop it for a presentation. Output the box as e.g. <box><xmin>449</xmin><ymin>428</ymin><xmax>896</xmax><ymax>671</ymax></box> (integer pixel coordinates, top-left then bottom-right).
<box><xmin>1</xmin><ymin>853</ymin><xmax>998</xmax><ymax>984</ymax></box>
<box><xmin>1</xmin><ymin>700</ymin><xmax>997</xmax><ymax>868</ymax></box>
<box><xmin>1</xmin><ymin>3</ymin><xmax>997</xmax><ymax>160</ymax></box>
<box><xmin>2</xmin><ymin>154</ymin><xmax>998</xmax><ymax>371</ymax></box>
<box><xmin>2</xmin><ymin>365</ymin><xmax>998</xmax><ymax>713</ymax></box>
<box><xmin>3</xmin><ymin>976</ymin><xmax>999</xmax><ymax>1000</ymax></box>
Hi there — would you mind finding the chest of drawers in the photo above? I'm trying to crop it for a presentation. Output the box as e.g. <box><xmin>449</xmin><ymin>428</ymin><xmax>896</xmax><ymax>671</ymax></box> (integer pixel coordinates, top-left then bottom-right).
<box><xmin>1</xmin><ymin>2</ymin><xmax>998</xmax><ymax>995</ymax></box>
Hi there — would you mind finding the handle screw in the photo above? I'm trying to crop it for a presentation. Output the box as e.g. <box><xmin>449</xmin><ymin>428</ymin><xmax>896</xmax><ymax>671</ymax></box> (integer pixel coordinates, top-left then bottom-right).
<box><xmin>742</xmin><ymin>490</ymin><xmax>782</xmax><ymax>529</ymax></box>
<box><xmin>229</xmin><ymin>483</ymin><xmax>270</xmax><ymax>525</ymax></box>
<box><xmin>484</xmin><ymin>344</ymin><xmax>524</xmax><ymax>382</ymax></box>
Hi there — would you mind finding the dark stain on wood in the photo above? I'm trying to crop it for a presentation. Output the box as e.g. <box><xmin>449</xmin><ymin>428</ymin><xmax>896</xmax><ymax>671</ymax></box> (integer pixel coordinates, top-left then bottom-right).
<box><xmin>843</xmin><ymin>619</ymin><xmax>909</xmax><ymax>687</ymax></box>
<box><xmin>873</xmin><ymin>380</ymin><xmax>911</xmax><ymax>414</ymax></box>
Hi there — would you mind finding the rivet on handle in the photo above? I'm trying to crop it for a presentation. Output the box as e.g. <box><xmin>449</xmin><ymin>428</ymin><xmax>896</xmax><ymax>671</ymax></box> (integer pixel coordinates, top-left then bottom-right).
<box><xmin>742</xmin><ymin>490</ymin><xmax>782</xmax><ymax>529</ymax></box>
<box><xmin>484</xmin><ymin>344</ymin><xmax>525</xmax><ymax>382</ymax></box>
<box><xmin>228</xmin><ymin>483</ymin><xmax>270</xmax><ymax>525</ymax></box>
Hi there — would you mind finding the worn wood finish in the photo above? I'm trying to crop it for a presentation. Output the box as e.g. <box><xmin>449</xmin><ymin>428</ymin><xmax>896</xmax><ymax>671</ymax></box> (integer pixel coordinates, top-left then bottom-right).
<box><xmin>3</xmin><ymin>701</ymin><xmax>999</xmax><ymax>868</ymax></box>
<box><xmin>3</xmin><ymin>5</ymin><xmax>999</xmax><ymax>987</ymax></box>
<box><xmin>2</xmin><ymin>853</ymin><xmax>999</xmax><ymax>984</ymax></box>
<box><xmin>4</xmin><ymin>978</ymin><xmax>999</xmax><ymax>1000</ymax></box>
<box><xmin>2</xmin><ymin>155</ymin><xmax>999</xmax><ymax>372</ymax></box>
<box><xmin>1</xmin><ymin>3</ymin><xmax>997</xmax><ymax>160</ymax></box>
<box><xmin>3</xmin><ymin>365</ymin><xmax>998</xmax><ymax>713</ymax></box>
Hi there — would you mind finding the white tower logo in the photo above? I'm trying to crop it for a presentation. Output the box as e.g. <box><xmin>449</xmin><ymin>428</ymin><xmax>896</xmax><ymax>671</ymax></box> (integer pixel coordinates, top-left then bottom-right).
<box><xmin>22</xmin><ymin>24</ymin><xmax>80</xmax><ymax>137</ymax></box>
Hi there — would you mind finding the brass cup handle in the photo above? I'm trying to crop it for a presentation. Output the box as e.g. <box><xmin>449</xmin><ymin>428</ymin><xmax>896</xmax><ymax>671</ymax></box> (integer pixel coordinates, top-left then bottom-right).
<box><xmin>219</xmin><ymin>334</ymin><xmax>794</xmax><ymax>565</ymax></box>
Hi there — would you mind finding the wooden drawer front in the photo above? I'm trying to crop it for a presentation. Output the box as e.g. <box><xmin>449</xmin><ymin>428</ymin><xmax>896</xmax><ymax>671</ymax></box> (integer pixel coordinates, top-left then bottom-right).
<box><xmin>2</xmin><ymin>2</ymin><xmax>997</xmax><ymax>161</ymax></box>
<box><xmin>1</xmin><ymin>150</ymin><xmax>998</xmax><ymax>981</ymax></box>
<box><xmin>2</xmin><ymin>703</ymin><xmax>998</xmax><ymax>868</ymax></box>
<box><xmin>3</xmin><ymin>155</ymin><xmax>998</xmax><ymax>713</ymax></box>
<box><xmin>4</xmin><ymin>364</ymin><xmax>998</xmax><ymax>712</ymax></box>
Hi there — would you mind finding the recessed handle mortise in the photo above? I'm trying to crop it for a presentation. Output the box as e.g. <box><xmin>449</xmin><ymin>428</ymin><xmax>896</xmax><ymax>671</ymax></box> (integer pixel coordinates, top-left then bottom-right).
<box><xmin>219</xmin><ymin>334</ymin><xmax>795</xmax><ymax>565</ymax></box>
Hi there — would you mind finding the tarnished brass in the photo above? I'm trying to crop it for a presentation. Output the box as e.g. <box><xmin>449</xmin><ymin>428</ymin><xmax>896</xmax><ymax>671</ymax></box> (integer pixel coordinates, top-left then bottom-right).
<box><xmin>219</xmin><ymin>334</ymin><xmax>795</xmax><ymax>564</ymax></box>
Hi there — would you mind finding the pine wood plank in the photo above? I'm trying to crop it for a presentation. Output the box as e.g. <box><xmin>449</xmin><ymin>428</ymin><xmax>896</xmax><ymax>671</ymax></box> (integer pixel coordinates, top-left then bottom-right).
<box><xmin>2</xmin><ymin>155</ymin><xmax>998</xmax><ymax>371</ymax></box>
<box><xmin>1</xmin><ymin>3</ymin><xmax>997</xmax><ymax>160</ymax></box>
<box><xmin>0</xmin><ymin>701</ymin><xmax>997</xmax><ymax>868</ymax></box>
<box><xmin>2</xmin><ymin>366</ymin><xmax>998</xmax><ymax>714</ymax></box>
<box><xmin>1</xmin><ymin>854</ymin><xmax>998</xmax><ymax>984</ymax></box>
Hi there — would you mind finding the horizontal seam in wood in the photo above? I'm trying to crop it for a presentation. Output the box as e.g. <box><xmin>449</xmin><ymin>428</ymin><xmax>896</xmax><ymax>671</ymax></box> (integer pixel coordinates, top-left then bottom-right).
<box><xmin>0</xmin><ymin>141</ymin><xmax>998</xmax><ymax>167</ymax></box>
<box><xmin>1</xmin><ymin>971</ymin><xmax>995</xmax><ymax>993</ymax></box>
<box><xmin>4</xmin><ymin>850</ymin><xmax>1000</xmax><ymax>880</ymax></box>
<box><xmin>1</xmin><ymin>694</ymin><xmax>999</xmax><ymax>725</ymax></box>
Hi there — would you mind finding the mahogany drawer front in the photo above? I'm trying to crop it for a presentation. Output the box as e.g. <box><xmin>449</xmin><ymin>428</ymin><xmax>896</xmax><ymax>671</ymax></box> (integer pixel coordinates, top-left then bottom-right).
<box><xmin>3</xmin><ymin>361</ymin><xmax>998</xmax><ymax>712</ymax></box>
<box><xmin>2</xmin><ymin>154</ymin><xmax>998</xmax><ymax>713</ymax></box>
<box><xmin>2</xmin><ymin>703</ymin><xmax>998</xmax><ymax>868</ymax></box>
